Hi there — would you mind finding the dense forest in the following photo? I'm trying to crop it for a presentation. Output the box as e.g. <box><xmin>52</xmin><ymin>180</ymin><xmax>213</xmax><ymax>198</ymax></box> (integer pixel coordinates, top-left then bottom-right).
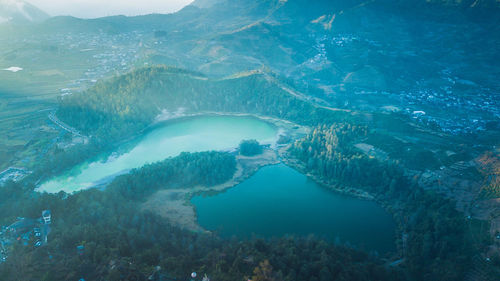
<box><xmin>239</xmin><ymin>139</ymin><xmax>263</xmax><ymax>156</ymax></box>
<box><xmin>1</xmin><ymin>0</ymin><xmax>499</xmax><ymax>278</ymax></box>
<box><xmin>288</xmin><ymin>124</ymin><xmax>410</xmax><ymax>193</ymax></box>
<box><xmin>108</xmin><ymin>151</ymin><xmax>237</xmax><ymax>200</ymax></box>
<box><xmin>0</xmin><ymin>62</ymin><xmax>495</xmax><ymax>280</ymax></box>
<box><xmin>1</xmin><ymin>124</ymin><xmax>492</xmax><ymax>280</ymax></box>
<box><xmin>288</xmin><ymin>124</ymin><xmax>496</xmax><ymax>280</ymax></box>
<box><xmin>18</xmin><ymin>65</ymin><xmax>493</xmax><ymax>280</ymax></box>
<box><xmin>0</xmin><ymin>152</ymin><xmax>401</xmax><ymax>281</ymax></box>
<box><xmin>57</xmin><ymin>66</ymin><xmax>352</xmax><ymax>142</ymax></box>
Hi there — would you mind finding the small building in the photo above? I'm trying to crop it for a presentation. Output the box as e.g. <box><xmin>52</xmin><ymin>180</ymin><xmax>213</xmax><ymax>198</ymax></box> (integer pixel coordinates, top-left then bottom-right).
<box><xmin>42</xmin><ymin>210</ymin><xmax>51</xmax><ymax>225</ymax></box>
<box><xmin>77</xmin><ymin>245</ymin><xmax>85</xmax><ymax>255</ymax></box>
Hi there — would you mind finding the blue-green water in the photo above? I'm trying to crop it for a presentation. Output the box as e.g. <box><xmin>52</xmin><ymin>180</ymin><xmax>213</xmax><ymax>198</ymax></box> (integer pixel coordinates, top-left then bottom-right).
<box><xmin>192</xmin><ymin>164</ymin><xmax>396</xmax><ymax>253</ymax></box>
<box><xmin>37</xmin><ymin>115</ymin><xmax>278</xmax><ymax>193</ymax></box>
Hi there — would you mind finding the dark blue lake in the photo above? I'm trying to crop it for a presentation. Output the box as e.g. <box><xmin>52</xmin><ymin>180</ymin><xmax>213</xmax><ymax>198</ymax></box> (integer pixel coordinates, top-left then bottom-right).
<box><xmin>191</xmin><ymin>164</ymin><xmax>396</xmax><ymax>254</ymax></box>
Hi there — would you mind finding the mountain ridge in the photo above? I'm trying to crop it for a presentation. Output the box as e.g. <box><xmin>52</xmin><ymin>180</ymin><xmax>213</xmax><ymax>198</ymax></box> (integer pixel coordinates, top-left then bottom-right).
<box><xmin>0</xmin><ymin>0</ymin><xmax>49</xmax><ymax>24</ymax></box>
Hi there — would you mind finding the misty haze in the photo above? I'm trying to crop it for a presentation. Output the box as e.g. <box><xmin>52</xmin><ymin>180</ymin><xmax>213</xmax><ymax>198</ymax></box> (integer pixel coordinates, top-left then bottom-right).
<box><xmin>0</xmin><ymin>0</ymin><xmax>499</xmax><ymax>280</ymax></box>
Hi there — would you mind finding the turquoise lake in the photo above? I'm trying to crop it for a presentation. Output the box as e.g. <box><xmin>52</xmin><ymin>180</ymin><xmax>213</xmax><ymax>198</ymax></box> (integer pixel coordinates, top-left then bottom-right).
<box><xmin>37</xmin><ymin>115</ymin><xmax>279</xmax><ymax>193</ymax></box>
<box><xmin>37</xmin><ymin>115</ymin><xmax>396</xmax><ymax>253</ymax></box>
<box><xmin>192</xmin><ymin>164</ymin><xmax>396</xmax><ymax>253</ymax></box>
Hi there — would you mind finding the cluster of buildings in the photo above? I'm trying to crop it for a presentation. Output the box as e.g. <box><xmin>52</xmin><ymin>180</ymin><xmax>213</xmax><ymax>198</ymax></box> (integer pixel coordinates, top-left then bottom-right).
<box><xmin>305</xmin><ymin>33</ymin><xmax>499</xmax><ymax>136</ymax></box>
<box><xmin>0</xmin><ymin>210</ymin><xmax>52</xmax><ymax>264</ymax></box>
<box><xmin>0</xmin><ymin>167</ymin><xmax>31</xmax><ymax>185</ymax></box>
<box><xmin>55</xmin><ymin>30</ymin><xmax>146</xmax><ymax>96</ymax></box>
<box><xmin>393</xmin><ymin>83</ymin><xmax>499</xmax><ymax>134</ymax></box>
<box><xmin>380</xmin><ymin>66</ymin><xmax>499</xmax><ymax>135</ymax></box>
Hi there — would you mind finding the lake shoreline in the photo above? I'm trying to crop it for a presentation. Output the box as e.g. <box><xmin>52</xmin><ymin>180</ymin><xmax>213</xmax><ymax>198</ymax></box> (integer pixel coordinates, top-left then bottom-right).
<box><xmin>142</xmin><ymin>148</ymin><xmax>281</xmax><ymax>232</ymax></box>
<box><xmin>151</xmin><ymin>112</ymin><xmax>377</xmax><ymax>201</ymax></box>
<box><xmin>279</xmin><ymin>148</ymin><xmax>376</xmax><ymax>201</ymax></box>
<box><xmin>39</xmin><ymin>113</ymin><xmax>298</xmax><ymax>194</ymax></box>
<box><xmin>153</xmin><ymin>109</ymin><xmax>302</xmax><ymax>129</ymax></box>
<box><xmin>189</xmin><ymin>162</ymin><xmax>396</xmax><ymax>254</ymax></box>
<box><xmin>139</xmin><ymin>114</ymin><xmax>310</xmax><ymax>232</ymax></box>
<box><xmin>143</xmin><ymin>145</ymin><xmax>384</xmax><ymax>235</ymax></box>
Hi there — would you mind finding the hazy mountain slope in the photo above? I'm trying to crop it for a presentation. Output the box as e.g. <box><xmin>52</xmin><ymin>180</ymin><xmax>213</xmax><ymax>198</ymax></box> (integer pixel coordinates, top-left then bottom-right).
<box><xmin>0</xmin><ymin>0</ymin><xmax>498</xmax><ymax>137</ymax></box>
<box><xmin>156</xmin><ymin>0</ymin><xmax>498</xmax><ymax>127</ymax></box>
<box><xmin>56</xmin><ymin>66</ymin><xmax>353</xmax><ymax>140</ymax></box>
<box><xmin>191</xmin><ymin>0</ymin><xmax>223</xmax><ymax>8</ymax></box>
<box><xmin>0</xmin><ymin>0</ymin><xmax>49</xmax><ymax>24</ymax></box>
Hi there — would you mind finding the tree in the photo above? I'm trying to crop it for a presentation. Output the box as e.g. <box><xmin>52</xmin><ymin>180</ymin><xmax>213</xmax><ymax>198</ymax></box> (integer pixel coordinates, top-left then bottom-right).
<box><xmin>239</xmin><ymin>139</ymin><xmax>263</xmax><ymax>156</ymax></box>
<box><xmin>252</xmin><ymin>260</ymin><xmax>277</xmax><ymax>281</ymax></box>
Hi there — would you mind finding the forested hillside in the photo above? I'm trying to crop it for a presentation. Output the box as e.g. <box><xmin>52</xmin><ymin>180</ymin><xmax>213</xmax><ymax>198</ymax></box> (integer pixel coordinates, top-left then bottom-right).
<box><xmin>0</xmin><ymin>152</ymin><xmax>401</xmax><ymax>281</ymax></box>
<box><xmin>288</xmin><ymin>124</ymin><xmax>493</xmax><ymax>280</ymax></box>
<box><xmin>57</xmin><ymin>66</ymin><xmax>352</xmax><ymax>141</ymax></box>
<box><xmin>0</xmin><ymin>0</ymin><xmax>498</xmax><ymax>278</ymax></box>
<box><xmin>49</xmin><ymin>65</ymin><xmax>499</xmax><ymax>280</ymax></box>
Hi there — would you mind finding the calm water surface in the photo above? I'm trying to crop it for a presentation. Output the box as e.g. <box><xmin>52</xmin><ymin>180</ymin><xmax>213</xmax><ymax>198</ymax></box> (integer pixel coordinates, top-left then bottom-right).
<box><xmin>38</xmin><ymin>116</ymin><xmax>278</xmax><ymax>193</ymax></box>
<box><xmin>192</xmin><ymin>164</ymin><xmax>396</xmax><ymax>253</ymax></box>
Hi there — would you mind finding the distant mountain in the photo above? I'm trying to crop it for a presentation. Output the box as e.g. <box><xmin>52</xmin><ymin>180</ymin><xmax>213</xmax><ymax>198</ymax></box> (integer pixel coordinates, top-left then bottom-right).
<box><xmin>191</xmin><ymin>0</ymin><xmax>224</xmax><ymax>8</ymax></box>
<box><xmin>0</xmin><ymin>0</ymin><xmax>49</xmax><ymax>24</ymax></box>
<box><xmin>2</xmin><ymin>0</ymin><xmax>498</xmax><ymax>118</ymax></box>
<box><xmin>401</xmin><ymin>0</ymin><xmax>500</xmax><ymax>9</ymax></box>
